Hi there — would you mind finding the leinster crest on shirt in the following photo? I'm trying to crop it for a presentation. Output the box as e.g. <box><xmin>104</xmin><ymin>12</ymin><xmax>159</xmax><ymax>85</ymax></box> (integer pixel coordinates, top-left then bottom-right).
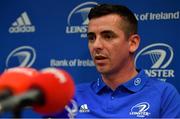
<box><xmin>129</xmin><ymin>102</ymin><xmax>151</xmax><ymax>117</ymax></box>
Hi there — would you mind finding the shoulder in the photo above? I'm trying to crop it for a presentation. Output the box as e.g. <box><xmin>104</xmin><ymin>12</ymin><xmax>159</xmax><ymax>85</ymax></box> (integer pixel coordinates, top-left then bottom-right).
<box><xmin>74</xmin><ymin>81</ymin><xmax>97</xmax><ymax>106</ymax></box>
<box><xmin>76</xmin><ymin>82</ymin><xmax>92</xmax><ymax>91</ymax></box>
<box><xmin>75</xmin><ymin>81</ymin><xmax>96</xmax><ymax>95</ymax></box>
<box><xmin>144</xmin><ymin>77</ymin><xmax>180</xmax><ymax>106</ymax></box>
<box><xmin>138</xmin><ymin>69</ymin><xmax>178</xmax><ymax>95</ymax></box>
<box><xmin>148</xmin><ymin>79</ymin><xmax>180</xmax><ymax>117</ymax></box>
<box><xmin>146</xmin><ymin>77</ymin><xmax>179</xmax><ymax>94</ymax></box>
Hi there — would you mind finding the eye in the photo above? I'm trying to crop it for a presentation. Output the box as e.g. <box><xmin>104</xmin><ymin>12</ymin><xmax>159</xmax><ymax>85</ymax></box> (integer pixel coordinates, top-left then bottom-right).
<box><xmin>101</xmin><ymin>30</ymin><xmax>117</xmax><ymax>41</ymax></box>
<box><xmin>102</xmin><ymin>33</ymin><xmax>115</xmax><ymax>41</ymax></box>
<box><xmin>87</xmin><ymin>33</ymin><xmax>96</xmax><ymax>42</ymax></box>
<box><xmin>103</xmin><ymin>34</ymin><xmax>113</xmax><ymax>39</ymax></box>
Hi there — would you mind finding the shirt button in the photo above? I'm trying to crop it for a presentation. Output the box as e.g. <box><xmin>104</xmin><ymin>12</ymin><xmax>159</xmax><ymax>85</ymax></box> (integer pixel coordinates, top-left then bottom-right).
<box><xmin>111</xmin><ymin>96</ymin><xmax>114</xmax><ymax>100</ymax></box>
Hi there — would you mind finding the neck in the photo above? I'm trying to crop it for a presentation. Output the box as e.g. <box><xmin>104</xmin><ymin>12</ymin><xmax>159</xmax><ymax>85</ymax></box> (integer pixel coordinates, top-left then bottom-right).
<box><xmin>101</xmin><ymin>59</ymin><xmax>138</xmax><ymax>91</ymax></box>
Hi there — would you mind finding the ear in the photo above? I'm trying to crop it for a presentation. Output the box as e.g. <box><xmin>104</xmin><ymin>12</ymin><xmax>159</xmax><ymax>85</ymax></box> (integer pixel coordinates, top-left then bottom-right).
<box><xmin>128</xmin><ymin>34</ymin><xmax>140</xmax><ymax>53</ymax></box>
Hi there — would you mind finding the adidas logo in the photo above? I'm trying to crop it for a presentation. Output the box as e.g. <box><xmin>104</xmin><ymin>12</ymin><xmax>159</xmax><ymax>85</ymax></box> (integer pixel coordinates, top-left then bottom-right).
<box><xmin>9</xmin><ymin>12</ymin><xmax>35</xmax><ymax>33</ymax></box>
<box><xmin>79</xmin><ymin>104</ymin><xmax>90</xmax><ymax>113</ymax></box>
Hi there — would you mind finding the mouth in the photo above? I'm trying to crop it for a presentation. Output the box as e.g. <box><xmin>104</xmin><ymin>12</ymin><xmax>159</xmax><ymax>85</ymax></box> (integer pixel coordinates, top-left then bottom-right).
<box><xmin>95</xmin><ymin>55</ymin><xmax>107</xmax><ymax>60</ymax></box>
<box><xmin>94</xmin><ymin>54</ymin><xmax>108</xmax><ymax>64</ymax></box>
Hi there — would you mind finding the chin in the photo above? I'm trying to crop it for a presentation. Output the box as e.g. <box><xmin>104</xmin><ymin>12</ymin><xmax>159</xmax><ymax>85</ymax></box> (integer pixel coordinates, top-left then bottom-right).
<box><xmin>97</xmin><ymin>68</ymin><xmax>109</xmax><ymax>74</ymax></box>
<box><xmin>95</xmin><ymin>65</ymin><xmax>111</xmax><ymax>74</ymax></box>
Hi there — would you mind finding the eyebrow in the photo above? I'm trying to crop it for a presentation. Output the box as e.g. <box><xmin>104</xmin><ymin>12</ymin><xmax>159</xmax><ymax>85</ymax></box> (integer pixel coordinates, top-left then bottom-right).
<box><xmin>100</xmin><ymin>30</ymin><xmax>114</xmax><ymax>35</ymax></box>
<box><xmin>88</xmin><ymin>30</ymin><xmax>115</xmax><ymax>36</ymax></box>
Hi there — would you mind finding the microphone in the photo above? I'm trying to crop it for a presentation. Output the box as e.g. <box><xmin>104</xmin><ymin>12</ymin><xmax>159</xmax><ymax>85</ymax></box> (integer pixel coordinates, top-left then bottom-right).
<box><xmin>0</xmin><ymin>68</ymin><xmax>75</xmax><ymax>115</ymax></box>
<box><xmin>0</xmin><ymin>67</ymin><xmax>39</xmax><ymax>101</ymax></box>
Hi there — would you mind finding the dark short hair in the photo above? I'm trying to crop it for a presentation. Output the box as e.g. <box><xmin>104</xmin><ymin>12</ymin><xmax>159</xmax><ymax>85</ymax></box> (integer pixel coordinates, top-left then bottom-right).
<box><xmin>88</xmin><ymin>3</ymin><xmax>138</xmax><ymax>37</ymax></box>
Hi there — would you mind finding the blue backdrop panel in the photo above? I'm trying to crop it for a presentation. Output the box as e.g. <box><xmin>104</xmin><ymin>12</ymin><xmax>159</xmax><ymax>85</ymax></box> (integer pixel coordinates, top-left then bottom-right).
<box><xmin>0</xmin><ymin>0</ymin><xmax>179</xmax><ymax>118</ymax></box>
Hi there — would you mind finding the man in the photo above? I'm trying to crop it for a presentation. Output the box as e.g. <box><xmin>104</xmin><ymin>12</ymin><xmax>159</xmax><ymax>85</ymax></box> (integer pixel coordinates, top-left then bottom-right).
<box><xmin>47</xmin><ymin>3</ymin><xmax>180</xmax><ymax>118</ymax></box>
<box><xmin>74</xmin><ymin>3</ymin><xmax>180</xmax><ymax>118</ymax></box>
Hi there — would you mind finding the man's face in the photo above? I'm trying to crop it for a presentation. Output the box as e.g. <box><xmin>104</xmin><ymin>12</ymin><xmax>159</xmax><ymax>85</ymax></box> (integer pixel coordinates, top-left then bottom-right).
<box><xmin>88</xmin><ymin>14</ymin><xmax>132</xmax><ymax>75</ymax></box>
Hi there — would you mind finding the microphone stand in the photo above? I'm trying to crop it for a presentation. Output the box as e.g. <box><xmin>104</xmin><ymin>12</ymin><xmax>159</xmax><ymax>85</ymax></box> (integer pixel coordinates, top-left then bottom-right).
<box><xmin>0</xmin><ymin>89</ymin><xmax>44</xmax><ymax>118</ymax></box>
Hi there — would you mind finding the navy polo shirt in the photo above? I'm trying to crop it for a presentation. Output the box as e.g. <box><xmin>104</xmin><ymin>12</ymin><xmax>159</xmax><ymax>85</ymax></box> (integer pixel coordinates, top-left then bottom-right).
<box><xmin>74</xmin><ymin>70</ymin><xmax>180</xmax><ymax>118</ymax></box>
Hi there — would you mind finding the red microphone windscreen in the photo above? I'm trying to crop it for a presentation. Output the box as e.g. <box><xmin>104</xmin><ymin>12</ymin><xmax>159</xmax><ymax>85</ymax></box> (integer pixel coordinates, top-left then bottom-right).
<box><xmin>0</xmin><ymin>67</ymin><xmax>39</xmax><ymax>94</ymax></box>
<box><xmin>32</xmin><ymin>68</ymin><xmax>75</xmax><ymax>115</ymax></box>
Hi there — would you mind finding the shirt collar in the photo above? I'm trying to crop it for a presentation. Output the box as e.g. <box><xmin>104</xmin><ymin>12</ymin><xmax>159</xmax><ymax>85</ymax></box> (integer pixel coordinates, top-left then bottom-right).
<box><xmin>123</xmin><ymin>70</ymin><xmax>148</xmax><ymax>92</ymax></box>
<box><xmin>92</xmin><ymin>77</ymin><xmax>106</xmax><ymax>94</ymax></box>
<box><xmin>92</xmin><ymin>70</ymin><xmax>149</xmax><ymax>94</ymax></box>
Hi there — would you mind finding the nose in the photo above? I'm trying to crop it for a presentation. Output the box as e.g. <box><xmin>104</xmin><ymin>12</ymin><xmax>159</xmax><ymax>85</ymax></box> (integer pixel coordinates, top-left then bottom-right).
<box><xmin>92</xmin><ymin>36</ymin><xmax>103</xmax><ymax>50</ymax></box>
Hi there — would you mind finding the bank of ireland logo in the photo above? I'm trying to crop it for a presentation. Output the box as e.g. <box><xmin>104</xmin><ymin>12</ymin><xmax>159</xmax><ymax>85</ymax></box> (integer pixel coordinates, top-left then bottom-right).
<box><xmin>129</xmin><ymin>102</ymin><xmax>151</xmax><ymax>117</ymax></box>
<box><xmin>66</xmin><ymin>2</ymin><xmax>98</xmax><ymax>38</ymax></box>
<box><xmin>6</xmin><ymin>46</ymin><xmax>36</xmax><ymax>68</ymax></box>
<box><xmin>135</xmin><ymin>43</ymin><xmax>174</xmax><ymax>81</ymax></box>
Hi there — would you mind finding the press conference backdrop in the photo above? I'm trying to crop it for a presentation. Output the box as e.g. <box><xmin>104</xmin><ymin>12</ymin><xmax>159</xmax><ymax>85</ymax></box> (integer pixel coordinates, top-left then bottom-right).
<box><xmin>0</xmin><ymin>0</ymin><xmax>179</xmax><ymax>117</ymax></box>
